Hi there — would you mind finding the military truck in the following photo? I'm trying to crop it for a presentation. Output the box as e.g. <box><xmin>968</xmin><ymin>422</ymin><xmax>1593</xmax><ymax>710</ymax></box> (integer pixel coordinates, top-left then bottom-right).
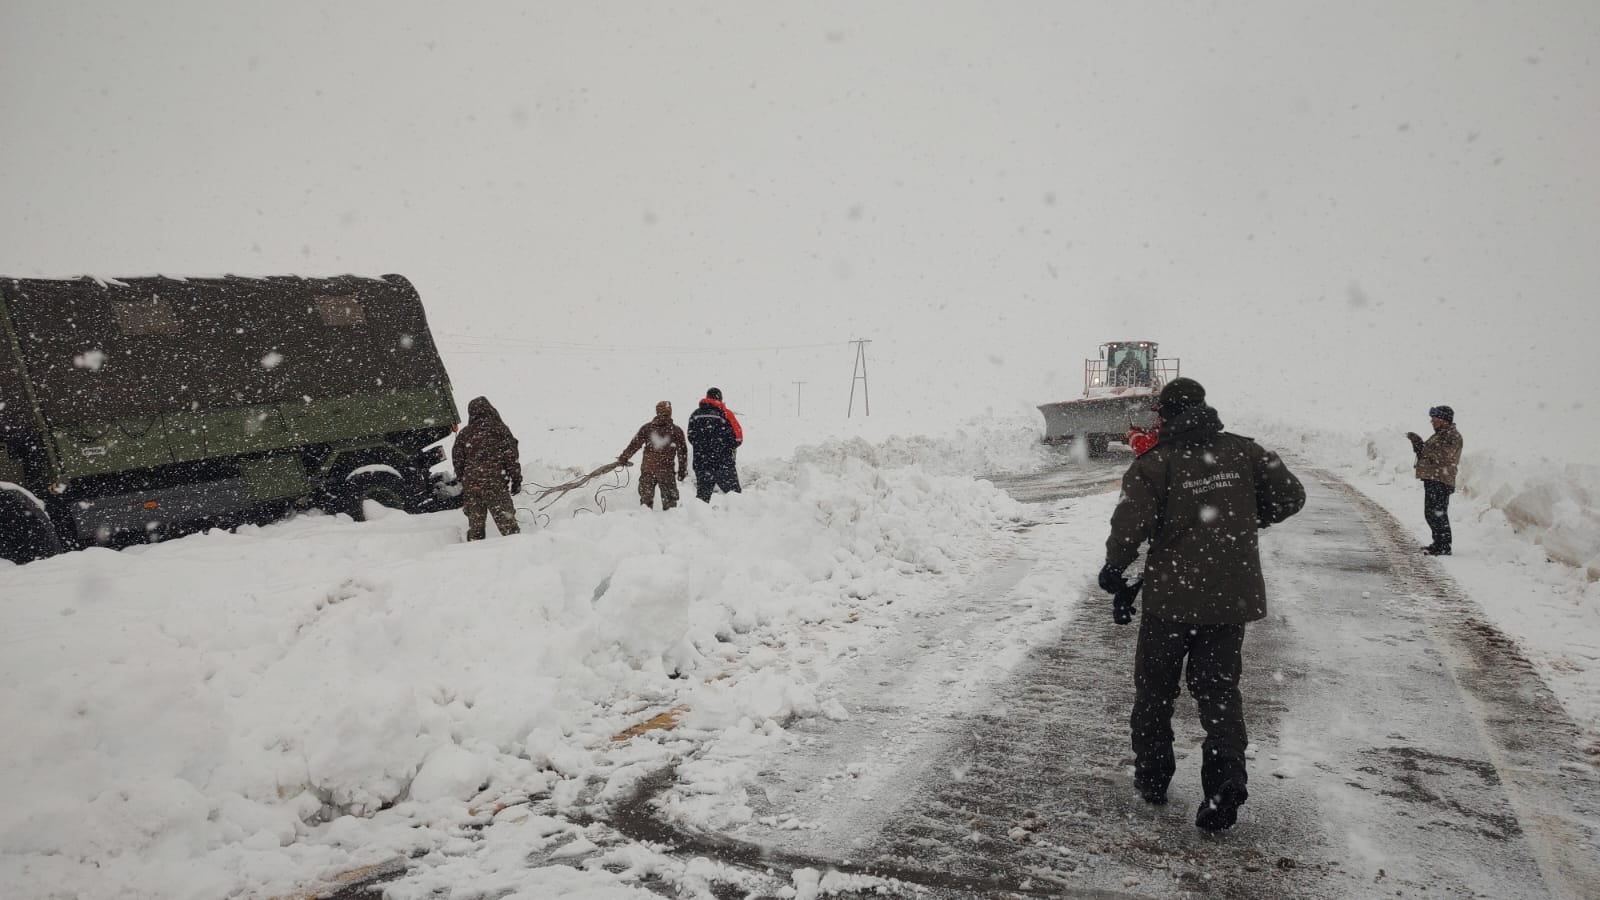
<box><xmin>0</xmin><ymin>274</ymin><xmax>463</xmax><ymax>564</ymax></box>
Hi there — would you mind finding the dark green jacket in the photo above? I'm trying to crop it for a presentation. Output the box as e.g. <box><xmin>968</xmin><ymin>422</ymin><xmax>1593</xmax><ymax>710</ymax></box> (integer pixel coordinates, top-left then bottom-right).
<box><xmin>1105</xmin><ymin>406</ymin><xmax>1306</xmax><ymax>624</ymax></box>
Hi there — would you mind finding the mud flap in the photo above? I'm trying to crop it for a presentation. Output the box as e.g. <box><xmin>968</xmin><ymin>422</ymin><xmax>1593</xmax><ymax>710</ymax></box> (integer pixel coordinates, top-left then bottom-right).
<box><xmin>0</xmin><ymin>488</ymin><xmax>63</xmax><ymax>564</ymax></box>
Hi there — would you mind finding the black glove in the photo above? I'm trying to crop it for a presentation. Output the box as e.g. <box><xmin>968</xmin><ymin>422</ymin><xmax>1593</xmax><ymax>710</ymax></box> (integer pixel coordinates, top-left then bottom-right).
<box><xmin>510</xmin><ymin>477</ymin><xmax>522</xmax><ymax>494</ymax></box>
<box><xmin>1113</xmin><ymin>580</ymin><xmax>1142</xmax><ymax>625</ymax></box>
<box><xmin>1098</xmin><ymin>563</ymin><xmax>1127</xmax><ymax>594</ymax></box>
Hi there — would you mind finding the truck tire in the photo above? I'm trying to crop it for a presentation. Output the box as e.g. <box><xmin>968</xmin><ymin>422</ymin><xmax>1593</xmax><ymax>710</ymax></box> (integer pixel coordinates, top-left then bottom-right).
<box><xmin>1087</xmin><ymin>434</ymin><xmax>1110</xmax><ymax>457</ymax></box>
<box><xmin>0</xmin><ymin>490</ymin><xmax>63</xmax><ymax>564</ymax></box>
<box><xmin>340</xmin><ymin>470</ymin><xmax>413</xmax><ymax>522</ymax></box>
<box><xmin>424</xmin><ymin>470</ymin><xmax>465</xmax><ymax>512</ymax></box>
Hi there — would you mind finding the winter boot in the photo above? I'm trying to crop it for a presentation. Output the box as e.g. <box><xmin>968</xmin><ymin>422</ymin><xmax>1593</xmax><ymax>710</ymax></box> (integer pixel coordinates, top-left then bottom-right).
<box><xmin>1422</xmin><ymin>545</ymin><xmax>1452</xmax><ymax>556</ymax></box>
<box><xmin>1195</xmin><ymin>780</ymin><xmax>1247</xmax><ymax>832</ymax></box>
<box><xmin>1134</xmin><ymin>775</ymin><xmax>1169</xmax><ymax>805</ymax></box>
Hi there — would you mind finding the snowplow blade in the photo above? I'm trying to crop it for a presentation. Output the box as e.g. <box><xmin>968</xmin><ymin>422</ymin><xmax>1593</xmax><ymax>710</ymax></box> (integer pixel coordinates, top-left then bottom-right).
<box><xmin>1037</xmin><ymin>397</ymin><xmax>1157</xmax><ymax>452</ymax></box>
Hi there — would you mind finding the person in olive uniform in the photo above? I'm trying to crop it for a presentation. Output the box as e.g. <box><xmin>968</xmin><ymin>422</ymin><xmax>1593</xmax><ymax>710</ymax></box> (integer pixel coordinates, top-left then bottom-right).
<box><xmin>618</xmin><ymin>401</ymin><xmax>689</xmax><ymax>510</ymax></box>
<box><xmin>1407</xmin><ymin>406</ymin><xmax>1463</xmax><ymax>556</ymax></box>
<box><xmin>1098</xmin><ymin>377</ymin><xmax>1306</xmax><ymax>831</ymax></box>
<box><xmin>452</xmin><ymin>396</ymin><xmax>522</xmax><ymax>541</ymax></box>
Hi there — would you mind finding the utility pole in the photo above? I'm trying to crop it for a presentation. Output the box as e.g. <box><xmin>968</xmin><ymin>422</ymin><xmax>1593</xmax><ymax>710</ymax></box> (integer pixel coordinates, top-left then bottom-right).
<box><xmin>847</xmin><ymin>339</ymin><xmax>871</xmax><ymax>417</ymax></box>
<box><xmin>792</xmin><ymin>381</ymin><xmax>806</xmax><ymax>416</ymax></box>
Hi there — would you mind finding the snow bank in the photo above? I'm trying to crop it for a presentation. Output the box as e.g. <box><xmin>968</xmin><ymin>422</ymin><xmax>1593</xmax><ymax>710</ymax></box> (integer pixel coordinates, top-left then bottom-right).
<box><xmin>1240</xmin><ymin>414</ymin><xmax>1600</xmax><ymax>735</ymax></box>
<box><xmin>1243</xmin><ymin>417</ymin><xmax>1600</xmax><ymax>579</ymax></box>
<box><xmin>0</xmin><ymin>419</ymin><xmax>1033</xmax><ymax>899</ymax></box>
<box><xmin>790</xmin><ymin>416</ymin><xmax>1056</xmax><ymax>478</ymax></box>
<box><xmin>1461</xmin><ymin>455</ymin><xmax>1600</xmax><ymax>580</ymax></box>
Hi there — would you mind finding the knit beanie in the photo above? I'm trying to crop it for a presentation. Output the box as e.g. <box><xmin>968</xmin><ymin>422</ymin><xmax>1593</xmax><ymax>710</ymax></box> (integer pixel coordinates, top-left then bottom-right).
<box><xmin>1155</xmin><ymin>377</ymin><xmax>1206</xmax><ymax>419</ymax></box>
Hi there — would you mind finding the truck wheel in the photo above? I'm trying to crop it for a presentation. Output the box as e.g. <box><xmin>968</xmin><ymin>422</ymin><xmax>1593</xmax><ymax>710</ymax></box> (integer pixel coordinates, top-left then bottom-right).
<box><xmin>0</xmin><ymin>490</ymin><xmax>63</xmax><ymax>564</ymax></box>
<box><xmin>341</xmin><ymin>470</ymin><xmax>413</xmax><ymax>522</ymax></box>
<box><xmin>413</xmin><ymin>471</ymin><xmax>464</xmax><ymax>513</ymax></box>
<box><xmin>1087</xmin><ymin>434</ymin><xmax>1111</xmax><ymax>457</ymax></box>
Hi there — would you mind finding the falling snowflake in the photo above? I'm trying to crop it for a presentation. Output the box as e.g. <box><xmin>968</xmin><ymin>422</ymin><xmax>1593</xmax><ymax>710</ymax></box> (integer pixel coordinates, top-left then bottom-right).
<box><xmin>74</xmin><ymin>349</ymin><xmax>108</xmax><ymax>371</ymax></box>
<box><xmin>260</xmin><ymin>351</ymin><xmax>284</xmax><ymax>369</ymax></box>
<box><xmin>1200</xmin><ymin>505</ymin><xmax>1219</xmax><ymax>524</ymax></box>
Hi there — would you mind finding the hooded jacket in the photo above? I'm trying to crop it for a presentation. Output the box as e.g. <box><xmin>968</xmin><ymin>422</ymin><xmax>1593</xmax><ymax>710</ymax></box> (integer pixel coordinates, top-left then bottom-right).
<box><xmin>1414</xmin><ymin>423</ymin><xmax>1463</xmax><ymax>487</ymax></box>
<box><xmin>1105</xmin><ymin>405</ymin><xmax>1306</xmax><ymax>624</ymax></box>
<box><xmin>620</xmin><ymin>402</ymin><xmax>688</xmax><ymax>478</ymax></box>
<box><xmin>453</xmin><ymin>397</ymin><xmax>521</xmax><ymax>497</ymax></box>
<box><xmin>687</xmin><ymin>398</ymin><xmax>741</xmax><ymax>471</ymax></box>
<box><xmin>699</xmin><ymin>397</ymin><xmax>742</xmax><ymax>444</ymax></box>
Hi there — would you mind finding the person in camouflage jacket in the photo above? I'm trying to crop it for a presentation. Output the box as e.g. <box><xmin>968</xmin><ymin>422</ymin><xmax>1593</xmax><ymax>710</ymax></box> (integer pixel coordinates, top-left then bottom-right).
<box><xmin>1099</xmin><ymin>378</ymin><xmax>1305</xmax><ymax>832</ymax></box>
<box><xmin>619</xmin><ymin>401</ymin><xmax>688</xmax><ymax>510</ymax></box>
<box><xmin>452</xmin><ymin>396</ymin><xmax>522</xmax><ymax>540</ymax></box>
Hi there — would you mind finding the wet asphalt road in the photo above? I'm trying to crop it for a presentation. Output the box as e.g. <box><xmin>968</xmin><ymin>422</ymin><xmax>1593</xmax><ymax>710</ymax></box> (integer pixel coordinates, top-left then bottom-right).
<box><xmin>605</xmin><ymin>456</ymin><xmax>1600</xmax><ymax>899</ymax></box>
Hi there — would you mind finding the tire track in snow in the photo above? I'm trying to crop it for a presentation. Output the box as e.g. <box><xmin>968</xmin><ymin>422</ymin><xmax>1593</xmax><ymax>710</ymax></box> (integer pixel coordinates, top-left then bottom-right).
<box><xmin>1312</xmin><ymin>470</ymin><xmax>1600</xmax><ymax>900</ymax></box>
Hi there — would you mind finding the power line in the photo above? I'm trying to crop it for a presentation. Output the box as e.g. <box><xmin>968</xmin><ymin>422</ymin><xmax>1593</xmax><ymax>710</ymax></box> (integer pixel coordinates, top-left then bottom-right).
<box><xmin>438</xmin><ymin>332</ymin><xmax>842</xmax><ymax>355</ymax></box>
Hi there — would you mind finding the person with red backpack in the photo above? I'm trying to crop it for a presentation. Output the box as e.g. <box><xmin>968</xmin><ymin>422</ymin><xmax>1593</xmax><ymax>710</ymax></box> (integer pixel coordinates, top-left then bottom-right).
<box><xmin>686</xmin><ymin>387</ymin><xmax>743</xmax><ymax>502</ymax></box>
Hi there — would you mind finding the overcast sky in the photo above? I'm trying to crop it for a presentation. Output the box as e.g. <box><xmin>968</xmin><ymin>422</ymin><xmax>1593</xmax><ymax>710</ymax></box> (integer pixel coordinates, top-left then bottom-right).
<box><xmin>2</xmin><ymin>2</ymin><xmax>1596</xmax><ymax>462</ymax></box>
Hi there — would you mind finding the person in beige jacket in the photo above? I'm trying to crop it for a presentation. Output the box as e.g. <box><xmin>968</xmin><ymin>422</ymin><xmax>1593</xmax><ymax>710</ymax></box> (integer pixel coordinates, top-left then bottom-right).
<box><xmin>1406</xmin><ymin>405</ymin><xmax>1464</xmax><ymax>556</ymax></box>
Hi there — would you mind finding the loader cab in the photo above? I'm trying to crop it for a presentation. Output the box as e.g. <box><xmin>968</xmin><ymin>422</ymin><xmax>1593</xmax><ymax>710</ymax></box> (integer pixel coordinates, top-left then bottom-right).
<box><xmin>1104</xmin><ymin>341</ymin><xmax>1157</xmax><ymax>388</ymax></box>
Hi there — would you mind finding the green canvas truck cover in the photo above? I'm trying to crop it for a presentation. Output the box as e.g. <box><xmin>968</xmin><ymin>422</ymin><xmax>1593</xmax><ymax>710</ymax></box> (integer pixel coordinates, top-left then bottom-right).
<box><xmin>0</xmin><ymin>274</ymin><xmax>458</xmax><ymax>483</ymax></box>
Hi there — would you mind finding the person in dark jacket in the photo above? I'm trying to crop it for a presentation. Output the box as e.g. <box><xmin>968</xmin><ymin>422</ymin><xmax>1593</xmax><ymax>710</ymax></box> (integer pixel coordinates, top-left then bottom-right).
<box><xmin>686</xmin><ymin>387</ymin><xmax>742</xmax><ymax>502</ymax></box>
<box><xmin>1098</xmin><ymin>377</ymin><xmax>1305</xmax><ymax>832</ymax></box>
<box><xmin>452</xmin><ymin>396</ymin><xmax>522</xmax><ymax>541</ymax></box>
<box><xmin>619</xmin><ymin>401</ymin><xmax>689</xmax><ymax>510</ymax></box>
<box><xmin>1407</xmin><ymin>406</ymin><xmax>1463</xmax><ymax>556</ymax></box>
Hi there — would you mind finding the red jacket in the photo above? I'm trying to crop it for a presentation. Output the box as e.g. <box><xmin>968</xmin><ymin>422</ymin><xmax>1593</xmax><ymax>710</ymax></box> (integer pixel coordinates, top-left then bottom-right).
<box><xmin>699</xmin><ymin>397</ymin><xmax>743</xmax><ymax>445</ymax></box>
<box><xmin>1127</xmin><ymin>426</ymin><xmax>1159</xmax><ymax>457</ymax></box>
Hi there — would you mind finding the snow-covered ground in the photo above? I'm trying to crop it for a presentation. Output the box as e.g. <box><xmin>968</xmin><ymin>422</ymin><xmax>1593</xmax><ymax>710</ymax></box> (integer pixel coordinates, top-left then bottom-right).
<box><xmin>1240</xmin><ymin>414</ymin><xmax>1600</xmax><ymax>738</ymax></box>
<box><xmin>1</xmin><ymin>411</ymin><xmax>1595</xmax><ymax>899</ymax></box>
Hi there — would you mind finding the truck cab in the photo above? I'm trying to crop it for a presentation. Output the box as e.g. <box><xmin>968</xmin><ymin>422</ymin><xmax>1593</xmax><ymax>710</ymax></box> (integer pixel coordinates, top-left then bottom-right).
<box><xmin>1089</xmin><ymin>341</ymin><xmax>1166</xmax><ymax>393</ymax></box>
